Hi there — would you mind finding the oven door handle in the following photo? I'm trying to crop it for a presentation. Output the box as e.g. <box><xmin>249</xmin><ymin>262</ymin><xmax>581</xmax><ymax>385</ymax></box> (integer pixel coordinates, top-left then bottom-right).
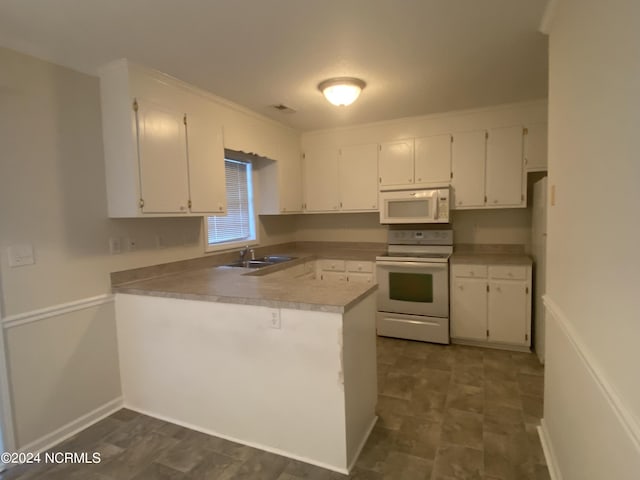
<box><xmin>376</xmin><ymin>260</ymin><xmax>448</xmax><ymax>270</ymax></box>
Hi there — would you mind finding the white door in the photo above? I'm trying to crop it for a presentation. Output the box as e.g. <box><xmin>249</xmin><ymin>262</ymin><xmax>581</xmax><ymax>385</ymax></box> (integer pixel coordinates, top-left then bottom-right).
<box><xmin>532</xmin><ymin>177</ymin><xmax>548</xmax><ymax>362</ymax></box>
<box><xmin>379</xmin><ymin>140</ymin><xmax>414</xmax><ymax>188</ymax></box>
<box><xmin>451</xmin><ymin>130</ymin><xmax>486</xmax><ymax>208</ymax></box>
<box><xmin>524</xmin><ymin>123</ymin><xmax>548</xmax><ymax>171</ymax></box>
<box><xmin>451</xmin><ymin>277</ymin><xmax>487</xmax><ymax>340</ymax></box>
<box><xmin>486</xmin><ymin>126</ymin><xmax>524</xmax><ymax>207</ymax></box>
<box><xmin>185</xmin><ymin>113</ymin><xmax>226</xmax><ymax>214</ymax></box>
<box><xmin>303</xmin><ymin>146</ymin><xmax>339</xmax><ymax>212</ymax></box>
<box><xmin>136</xmin><ymin>98</ymin><xmax>190</xmax><ymax>213</ymax></box>
<box><xmin>488</xmin><ymin>281</ymin><xmax>528</xmax><ymax>345</ymax></box>
<box><xmin>339</xmin><ymin>144</ymin><xmax>379</xmax><ymax>211</ymax></box>
<box><xmin>414</xmin><ymin>134</ymin><xmax>452</xmax><ymax>185</ymax></box>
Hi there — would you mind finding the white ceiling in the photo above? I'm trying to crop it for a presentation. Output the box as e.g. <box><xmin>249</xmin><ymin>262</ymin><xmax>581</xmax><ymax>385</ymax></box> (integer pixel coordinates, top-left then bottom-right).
<box><xmin>0</xmin><ymin>0</ymin><xmax>549</xmax><ymax>132</ymax></box>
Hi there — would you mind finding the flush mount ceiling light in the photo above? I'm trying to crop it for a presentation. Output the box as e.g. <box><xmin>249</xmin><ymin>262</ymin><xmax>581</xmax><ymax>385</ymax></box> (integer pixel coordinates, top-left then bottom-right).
<box><xmin>318</xmin><ymin>77</ymin><xmax>366</xmax><ymax>106</ymax></box>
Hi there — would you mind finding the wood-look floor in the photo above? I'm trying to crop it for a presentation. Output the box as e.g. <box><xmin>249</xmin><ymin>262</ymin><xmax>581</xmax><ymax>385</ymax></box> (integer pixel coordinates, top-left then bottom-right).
<box><xmin>3</xmin><ymin>337</ymin><xmax>550</xmax><ymax>479</ymax></box>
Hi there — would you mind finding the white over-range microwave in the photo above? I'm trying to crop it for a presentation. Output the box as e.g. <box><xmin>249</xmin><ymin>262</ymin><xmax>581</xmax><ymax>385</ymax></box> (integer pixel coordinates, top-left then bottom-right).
<box><xmin>379</xmin><ymin>187</ymin><xmax>450</xmax><ymax>224</ymax></box>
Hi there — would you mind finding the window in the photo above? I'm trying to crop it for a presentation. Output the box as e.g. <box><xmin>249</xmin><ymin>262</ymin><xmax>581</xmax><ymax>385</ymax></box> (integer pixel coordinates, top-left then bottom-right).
<box><xmin>207</xmin><ymin>158</ymin><xmax>256</xmax><ymax>250</ymax></box>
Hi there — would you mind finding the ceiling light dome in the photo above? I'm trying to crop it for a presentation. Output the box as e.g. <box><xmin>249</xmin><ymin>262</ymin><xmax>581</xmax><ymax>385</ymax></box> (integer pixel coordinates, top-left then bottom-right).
<box><xmin>318</xmin><ymin>77</ymin><xmax>366</xmax><ymax>106</ymax></box>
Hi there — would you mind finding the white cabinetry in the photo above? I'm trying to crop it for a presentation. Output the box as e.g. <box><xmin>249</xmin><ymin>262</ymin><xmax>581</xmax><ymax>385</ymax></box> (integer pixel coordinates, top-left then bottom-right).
<box><xmin>414</xmin><ymin>134</ymin><xmax>453</xmax><ymax>186</ymax></box>
<box><xmin>451</xmin><ymin>263</ymin><xmax>531</xmax><ymax>350</ymax></box>
<box><xmin>379</xmin><ymin>135</ymin><xmax>452</xmax><ymax>189</ymax></box>
<box><xmin>486</xmin><ymin>126</ymin><xmax>525</xmax><ymax>207</ymax></box>
<box><xmin>303</xmin><ymin>146</ymin><xmax>340</xmax><ymax>212</ymax></box>
<box><xmin>303</xmin><ymin>144</ymin><xmax>378</xmax><ymax>212</ymax></box>
<box><xmin>379</xmin><ymin>140</ymin><xmax>415</xmax><ymax>188</ymax></box>
<box><xmin>524</xmin><ymin>123</ymin><xmax>548</xmax><ymax>171</ymax></box>
<box><xmin>451</xmin><ymin>127</ymin><xmax>525</xmax><ymax>210</ymax></box>
<box><xmin>451</xmin><ymin>130</ymin><xmax>486</xmax><ymax>208</ymax></box>
<box><xmin>99</xmin><ymin>59</ymin><xmax>226</xmax><ymax>217</ymax></box>
<box><xmin>339</xmin><ymin>144</ymin><xmax>379</xmax><ymax>211</ymax></box>
<box><xmin>318</xmin><ymin>259</ymin><xmax>375</xmax><ymax>284</ymax></box>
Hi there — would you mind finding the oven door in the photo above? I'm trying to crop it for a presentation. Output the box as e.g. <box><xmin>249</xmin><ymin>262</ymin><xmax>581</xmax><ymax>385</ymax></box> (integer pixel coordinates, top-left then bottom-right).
<box><xmin>376</xmin><ymin>260</ymin><xmax>449</xmax><ymax>317</ymax></box>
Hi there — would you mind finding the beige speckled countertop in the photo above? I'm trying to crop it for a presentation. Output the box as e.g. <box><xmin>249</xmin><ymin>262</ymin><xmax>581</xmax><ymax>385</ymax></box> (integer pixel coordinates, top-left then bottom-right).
<box><xmin>450</xmin><ymin>244</ymin><xmax>532</xmax><ymax>266</ymax></box>
<box><xmin>111</xmin><ymin>243</ymin><xmax>384</xmax><ymax>313</ymax></box>
<box><xmin>450</xmin><ymin>253</ymin><xmax>532</xmax><ymax>266</ymax></box>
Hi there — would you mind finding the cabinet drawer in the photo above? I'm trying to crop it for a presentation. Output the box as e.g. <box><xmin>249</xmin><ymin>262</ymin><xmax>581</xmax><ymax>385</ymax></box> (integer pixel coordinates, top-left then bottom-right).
<box><xmin>346</xmin><ymin>260</ymin><xmax>373</xmax><ymax>273</ymax></box>
<box><xmin>319</xmin><ymin>259</ymin><xmax>346</xmax><ymax>272</ymax></box>
<box><xmin>452</xmin><ymin>264</ymin><xmax>488</xmax><ymax>278</ymax></box>
<box><xmin>489</xmin><ymin>265</ymin><xmax>528</xmax><ymax>280</ymax></box>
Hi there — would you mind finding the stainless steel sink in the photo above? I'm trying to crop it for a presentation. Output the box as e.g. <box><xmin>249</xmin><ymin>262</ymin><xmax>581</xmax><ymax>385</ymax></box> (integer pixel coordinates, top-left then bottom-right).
<box><xmin>259</xmin><ymin>255</ymin><xmax>296</xmax><ymax>263</ymax></box>
<box><xmin>224</xmin><ymin>255</ymin><xmax>297</xmax><ymax>269</ymax></box>
<box><xmin>225</xmin><ymin>260</ymin><xmax>274</xmax><ymax>269</ymax></box>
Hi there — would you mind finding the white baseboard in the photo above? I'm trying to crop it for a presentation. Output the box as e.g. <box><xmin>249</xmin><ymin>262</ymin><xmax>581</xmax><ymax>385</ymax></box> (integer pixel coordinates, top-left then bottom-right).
<box><xmin>347</xmin><ymin>416</ymin><xmax>378</xmax><ymax>473</ymax></box>
<box><xmin>18</xmin><ymin>397</ymin><xmax>123</xmax><ymax>454</ymax></box>
<box><xmin>123</xmin><ymin>403</ymin><xmax>351</xmax><ymax>474</ymax></box>
<box><xmin>538</xmin><ymin>419</ymin><xmax>563</xmax><ymax>480</ymax></box>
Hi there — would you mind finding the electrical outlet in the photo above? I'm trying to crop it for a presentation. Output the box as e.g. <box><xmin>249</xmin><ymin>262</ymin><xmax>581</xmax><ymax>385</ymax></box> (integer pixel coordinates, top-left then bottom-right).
<box><xmin>109</xmin><ymin>237</ymin><xmax>121</xmax><ymax>254</ymax></box>
<box><xmin>8</xmin><ymin>244</ymin><xmax>35</xmax><ymax>267</ymax></box>
<box><xmin>124</xmin><ymin>237</ymin><xmax>137</xmax><ymax>251</ymax></box>
<box><xmin>155</xmin><ymin>235</ymin><xmax>165</xmax><ymax>249</ymax></box>
<box><xmin>269</xmin><ymin>309</ymin><xmax>281</xmax><ymax>329</ymax></box>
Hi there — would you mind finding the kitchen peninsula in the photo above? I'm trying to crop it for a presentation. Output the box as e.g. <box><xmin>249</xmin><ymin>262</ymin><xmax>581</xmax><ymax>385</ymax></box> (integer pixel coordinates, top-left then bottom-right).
<box><xmin>111</xmin><ymin>246</ymin><xmax>379</xmax><ymax>474</ymax></box>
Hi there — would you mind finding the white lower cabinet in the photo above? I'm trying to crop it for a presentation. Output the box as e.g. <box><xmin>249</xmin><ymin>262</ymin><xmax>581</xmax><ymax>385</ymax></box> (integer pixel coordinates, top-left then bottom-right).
<box><xmin>318</xmin><ymin>259</ymin><xmax>375</xmax><ymax>284</ymax></box>
<box><xmin>451</xmin><ymin>263</ymin><xmax>531</xmax><ymax>350</ymax></box>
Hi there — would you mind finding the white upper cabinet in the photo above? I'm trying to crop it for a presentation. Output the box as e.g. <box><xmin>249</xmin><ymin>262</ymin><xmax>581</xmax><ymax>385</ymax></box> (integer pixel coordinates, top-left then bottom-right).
<box><xmin>339</xmin><ymin>143</ymin><xmax>379</xmax><ymax>211</ymax></box>
<box><xmin>486</xmin><ymin>126</ymin><xmax>525</xmax><ymax>207</ymax></box>
<box><xmin>452</xmin><ymin>127</ymin><xmax>525</xmax><ymax>210</ymax></box>
<box><xmin>303</xmin><ymin>146</ymin><xmax>340</xmax><ymax>212</ymax></box>
<box><xmin>524</xmin><ymin>123</ymin><xmax>548</xmax><ymax>171</ymax></box>
<box><xmin>378</xmin><ymin>140</ymin><xmax>414</xmax><ymax>188</ymax></box>
<box><xmin>185</xmin><ymin>112</ymin><xmax>226</xmax><ymax>214</ymax></box>
<box><xmin>135</xmin><ymin>99</ymin><xmax>190</xmax><ymax>214</ymax></box>
<box><xmin>99</xmin><ymin>59</ymin><xmax>226</xmax><ymax>217</ymax></box>
<box><xmin>451</xmin><ymin>130</ymin><xmax>486</xmax><ymax>208</ymax></box>
<box><xmin>414</xmin><ymin>134</ymin><xmax>452</xmax><ymax>186</ymax></box>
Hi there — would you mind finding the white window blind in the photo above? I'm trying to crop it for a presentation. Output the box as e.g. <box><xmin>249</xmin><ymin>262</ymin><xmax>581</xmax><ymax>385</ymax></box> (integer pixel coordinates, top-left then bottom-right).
<box><xmin>207</xmin><ymin>159</ymin><xmax>255</xmax><ymax>246</ymax></box>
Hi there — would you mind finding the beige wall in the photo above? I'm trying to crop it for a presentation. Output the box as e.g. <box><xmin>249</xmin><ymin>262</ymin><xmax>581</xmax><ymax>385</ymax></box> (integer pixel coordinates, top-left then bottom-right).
<box><xmin>543</xmin><ymin>0</ymin><xmax>640</xmax><ymax>477</ymax></box>
<box><xmin>0</xmin><ymin>48</ymin><xmax>296</xmax><ymax>448</ymax></box>
<box><xmin>295</xmin><ymin>209</ymin><xmax>531</xmax><ymax>249</ymax></box>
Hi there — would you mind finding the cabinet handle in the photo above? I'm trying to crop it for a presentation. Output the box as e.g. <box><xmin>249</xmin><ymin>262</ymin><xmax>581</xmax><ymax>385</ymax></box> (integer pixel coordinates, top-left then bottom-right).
<box><xmin>417</xmin><ymin>178</ymin><xmax>422</xmax><ymax>182</ymax></box>
<box><xmin>180</xmin><ymin>205</ymin><xmax>186</xmax><ymax>211</ymax></box>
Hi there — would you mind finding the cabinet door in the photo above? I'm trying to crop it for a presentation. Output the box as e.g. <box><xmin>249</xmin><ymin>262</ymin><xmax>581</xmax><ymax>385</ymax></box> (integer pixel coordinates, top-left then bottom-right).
<box><xmin>347</xmin><ymin>272</ymin><xmax>374</xmax><ymax>284</ymax></box>
<box><xmin>451</xmin><ymin>130</ymin><xmax>486</xmax><ymax>208</ymax></box>
<box><xmin>414</xmin><ymin>134</ymin><xmax>452</xmax><ymax>185</ymax></box>
<box><xmin>379</xmin><ymin>140</ymin><xmax>414</xmax><ymax>187</ymax></box>
<box><xmin>451</xmin><ymin>277</ymin><xmax>487</xmax><ymax>340</ymax></box>
<box><xmin>524</xmin><ymin>123</ymin><xmax>548</xmax><ymax>171</ymax></box>
<box><xmin>303</xmin><ymin>146</ymin><xmax>339</xmax><ymax>212</ymax></box>
<box><xmin>486</xmin><ymin>126</ymin><xmax>524</xmax><ymax>207</ymax></box>
<box><xmin>185</xmin><ymin>114</ymin><xmax>226</xmax><ymax>214</ymax></box>
<box><xmin>136</xmin><ymin>98</ymin><xmax>190</xmax><ymax>213</ymax></box>
<box><xmin>339</xmin><ymin>143</ymin><xmax>379</xmax><ymax>211</ymax></box>
<box><xmin>488</xmin><ymin>281</ymin><xmax>528</xmax><ymax>345</ymax></box>
<box><xmin>279</xmin><ymin>151</ymin><xmax>303</xmax><ymax>213</ymax></box>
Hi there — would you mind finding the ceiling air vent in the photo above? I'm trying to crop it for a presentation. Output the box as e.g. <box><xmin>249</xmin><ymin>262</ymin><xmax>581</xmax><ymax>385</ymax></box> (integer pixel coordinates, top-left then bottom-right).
<box><xmin>271</xmin><ymin>104</ymin><xmax>296</xmax><ymax>114</ymax></box>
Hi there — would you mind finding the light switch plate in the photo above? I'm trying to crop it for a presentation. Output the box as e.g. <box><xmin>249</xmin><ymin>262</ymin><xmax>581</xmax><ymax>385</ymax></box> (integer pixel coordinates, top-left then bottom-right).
<box><xmin>8</xmin><ymin>244</ymin><xmax>35</xmax><ymax>267</ymax></box>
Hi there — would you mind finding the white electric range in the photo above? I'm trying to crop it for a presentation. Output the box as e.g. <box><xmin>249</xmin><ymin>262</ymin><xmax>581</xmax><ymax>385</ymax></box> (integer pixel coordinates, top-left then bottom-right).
<box><xmin>376</xmin><ymin>229</ymin><xmax>453</xmax><ymax>344</ymax></box>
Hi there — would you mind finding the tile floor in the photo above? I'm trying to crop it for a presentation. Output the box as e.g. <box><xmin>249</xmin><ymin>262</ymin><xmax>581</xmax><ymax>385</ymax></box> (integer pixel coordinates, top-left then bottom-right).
<box><xmin>3</xmin><ymin>337</ymin><xmax>549</xmax><ymax>480</ymax></box>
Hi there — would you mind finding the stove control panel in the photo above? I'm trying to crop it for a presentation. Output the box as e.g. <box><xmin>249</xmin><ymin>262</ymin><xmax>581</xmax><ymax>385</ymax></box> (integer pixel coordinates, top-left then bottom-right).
<box><xmin>387</xmin><ymin>229</ymin><xmax>453</xmax><ymax>245</ymax></box>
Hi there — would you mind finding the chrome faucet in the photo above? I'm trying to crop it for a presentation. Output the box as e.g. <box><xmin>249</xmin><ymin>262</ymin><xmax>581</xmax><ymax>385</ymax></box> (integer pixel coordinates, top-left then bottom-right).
<box><xmin>239</xmin><ymin>245</ymin><xmax>249</xmax><ymax>261</ymax></box>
